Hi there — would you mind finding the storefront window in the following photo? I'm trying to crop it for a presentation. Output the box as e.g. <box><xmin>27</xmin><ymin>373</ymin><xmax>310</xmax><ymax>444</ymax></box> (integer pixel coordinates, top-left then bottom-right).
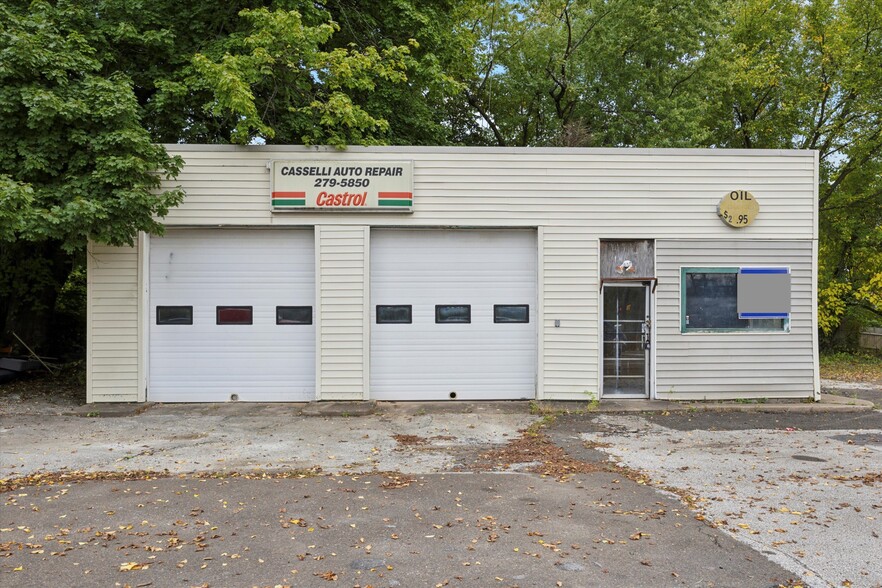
<box><xmin>681</xmin><ymin>268</ymin><xmax>787</xmax><ymax>332</ymax></box>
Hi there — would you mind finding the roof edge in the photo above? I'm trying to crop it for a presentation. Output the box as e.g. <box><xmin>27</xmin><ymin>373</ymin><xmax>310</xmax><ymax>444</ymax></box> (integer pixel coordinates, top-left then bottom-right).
<box><xmin>160</xmin><ymin>144</ymin><xmax>816</xmax><ymax>157</ymax></box>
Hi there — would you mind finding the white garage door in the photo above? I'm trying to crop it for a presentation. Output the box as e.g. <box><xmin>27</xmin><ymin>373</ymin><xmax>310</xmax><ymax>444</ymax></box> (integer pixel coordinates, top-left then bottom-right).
<box><xmin>149</xmin><ymin>229</ymin><xmax>315</xmax><ymax>402</ymax></box>
<box><xmin>371</xmin><ymin>230</ymin><xmax>537</xmax><ymax>400</ymax></box>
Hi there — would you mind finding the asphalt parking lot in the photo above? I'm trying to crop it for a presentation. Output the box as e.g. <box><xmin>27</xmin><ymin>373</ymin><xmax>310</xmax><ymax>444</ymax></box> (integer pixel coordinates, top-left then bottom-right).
<box><xmin>554</xmin><ymin>410</ymin><xmax>882</xmax><ymax>588</ymax></box>
<box><xmin>1</xmin><ymin>393</ymin><xmax>880</xmax><ymax>587</ymax></box>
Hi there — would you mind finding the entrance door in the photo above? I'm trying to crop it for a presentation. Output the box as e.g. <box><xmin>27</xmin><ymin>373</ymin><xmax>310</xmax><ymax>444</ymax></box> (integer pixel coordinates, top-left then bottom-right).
<box><xmin>602</xmin><ymin>284</ymin><xmax>650</xmax><ymax>398</ymax></box>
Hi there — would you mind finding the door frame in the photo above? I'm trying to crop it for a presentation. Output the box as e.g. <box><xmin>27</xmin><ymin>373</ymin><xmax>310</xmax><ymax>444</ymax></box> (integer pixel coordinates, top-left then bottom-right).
<box><xmin>600</xmin><ymin>281</ymin><xmax>653</xmax><ymax>399</ymax></box>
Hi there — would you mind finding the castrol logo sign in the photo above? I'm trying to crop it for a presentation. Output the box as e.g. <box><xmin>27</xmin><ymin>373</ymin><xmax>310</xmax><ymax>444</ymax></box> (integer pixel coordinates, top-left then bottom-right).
<box><xmin>271</xmin><ymin>161</ymin><xmax>413</xmax><ymax>212</ymax></box>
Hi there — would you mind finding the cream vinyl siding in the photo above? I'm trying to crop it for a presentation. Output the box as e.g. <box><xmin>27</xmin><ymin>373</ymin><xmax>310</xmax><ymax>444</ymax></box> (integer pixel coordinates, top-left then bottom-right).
<box><xmin>655</xmin><ymin>239</ymin><xmax>815</xmax><ymax>400</ymax></box>
<box><xmin>160</xmin><ymin>146</ymin><xmax>816</xmax><ymax>240</ymax></box>
<box><xmin>316</xmin><ymin>225</ymin><xmax>368</xmax><ymax>400</ymax></box>
<box><xmin>87</xmin><ymin>240</ymin><xmax>143</xmax><ymax>402</ymax></box>
<box><xmin>157</xmin><ymin>147</ymin><xmax>815</xmax><ymax>403</ymax></box>
<box><xmin>540</xmin><ymin>227</ymin><xmax>599</xmax><ymax>400</ymax></box>
<box><xmin>85</xmin><ymin>147</ymin><xmax>817</xmax><ymax>403</ymax></box>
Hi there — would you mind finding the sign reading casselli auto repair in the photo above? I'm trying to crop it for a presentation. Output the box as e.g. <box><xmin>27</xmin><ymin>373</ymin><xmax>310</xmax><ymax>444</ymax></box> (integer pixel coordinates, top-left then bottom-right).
<box><xmin>271</xmin><ymin>161</ymin><xmax>413</xmax><ymax>212</ymax></box>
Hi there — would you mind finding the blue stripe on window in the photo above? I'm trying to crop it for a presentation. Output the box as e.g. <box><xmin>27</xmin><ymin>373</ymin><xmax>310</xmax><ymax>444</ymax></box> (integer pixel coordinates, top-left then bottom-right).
<box><xmin>739</xmin><ymin>267</ymin><xmax>789</xmax><ymax>274</ymax></box>
<box><xmin>739</xmin><ymin>312</ymin><xmax>790</xmax><ymax>318</ymax></box>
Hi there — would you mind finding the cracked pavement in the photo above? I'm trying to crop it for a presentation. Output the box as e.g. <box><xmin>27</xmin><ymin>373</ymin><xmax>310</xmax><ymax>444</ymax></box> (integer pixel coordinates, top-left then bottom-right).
<box><xmin>2</xmin><ymin>400</ymin><xmax>880</xmax><ymax>587</ymax></box>
<box><xmin>564</xmin><ymin>411</ymin><xmax>882</xmax><ymax>588</ymax></box>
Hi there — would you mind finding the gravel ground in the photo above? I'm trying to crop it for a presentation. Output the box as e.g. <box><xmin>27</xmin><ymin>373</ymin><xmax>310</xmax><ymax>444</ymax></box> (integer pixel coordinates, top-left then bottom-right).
<box><xmin>822</xmin><ymin>379</ymin><xmax>882</xmax><ymax>408</ymax></box>
<box><xmin>0</xmin><ymin>370</ymin><xmax>85</xmax><ymax>416</ymax></box>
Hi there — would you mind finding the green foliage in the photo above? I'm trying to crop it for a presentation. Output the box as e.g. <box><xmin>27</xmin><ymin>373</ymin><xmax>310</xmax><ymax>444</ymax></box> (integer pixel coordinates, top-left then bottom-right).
<box><xmin>698</xmin><ymin>1</ymin><xmax>882</xmax><ymax>344</ymax></box>
<box><xmin>188</xmin><ymin>3</ymin><xmax>457</xmax><ymax>147</ymax></box>
<box><xmin>318</xmin><ymin>0</ymin><xmax>472</xmax><ymax>146</ymax></box>
<box><xmin>458</xmin><ymin>0</ymin><xmax>880</xmax><ymax>344</ymax></box>
<box><xmin>0</xmin><ymin>0</ymin><xmax>470</xmax><ymax>351</ymax></box>
<box><xmin>1</xmin><ymin>0</ymin><xmax>880</xmax><ymax>353</ymax></box>
<box><xmin>458</xmin><ymin>0</ymin><xmax>726</xmax><ymax>146</ymax></box>
<box><xmin>0</xmin><ymin>1</ymin><xmax>184</xmax><ymax>251</ymax></box>
<box><xmin>820</xmin><ymin>351</ymin><xmax>882</xmax><ymax>381</ymax></box>
<box><xmin>0</xmin><ymin>1</ymin><xmax>185</xmax><ymax>351</ymax></box>
<box><xmin>52</xmin><ymin>264</ymin><xmax>87</xmax><ymax>357</ymax></box>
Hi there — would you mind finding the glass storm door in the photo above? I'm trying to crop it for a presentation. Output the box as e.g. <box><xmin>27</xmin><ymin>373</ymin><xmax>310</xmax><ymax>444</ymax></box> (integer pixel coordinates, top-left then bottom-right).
<box><xmin>602</xmin><ymin>284</ymin><xmax>650</xmax><ymax>398</ymax></box>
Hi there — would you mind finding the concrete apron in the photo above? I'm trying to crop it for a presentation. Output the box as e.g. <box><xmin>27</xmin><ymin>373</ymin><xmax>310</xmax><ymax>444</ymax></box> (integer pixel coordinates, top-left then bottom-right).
<box><xmin>6</xmin><ymin>394</ymin><xmax>870</xmax><ymax>483</ymax></box>
<box><xmin>1</xmin><ymin>404</ymin><xmax>537</xmax><ymax>479</ymax></box>
<box><xmin>61</xmin><ymin>392</ymin><xmax>875</xmax><ymax>419</ymax></box>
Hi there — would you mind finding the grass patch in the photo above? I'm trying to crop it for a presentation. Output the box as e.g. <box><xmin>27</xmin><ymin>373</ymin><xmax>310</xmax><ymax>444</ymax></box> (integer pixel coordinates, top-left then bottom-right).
<box><xmin>528</xmin><ymin>400</ymin><xmax>554</xmax><ymax>415</ymax></box>
<box><xmin>820</xmin><ymin>351</ymin><xmax>882</xmax><ymax>382</ymax></box>
<box><xmin>525</xmin><ymin>414</ymin><xmax>557</xmax><ymax>436</ymax></box>
<box><xmin>734</xmin><ymin>397</ymin><xmax>767</xmax><ymax>404</ymax></box>
<box><xmin>528</xmin><ymin>396</ymin><xmax>600</xmax><ymax>416</ymax></box>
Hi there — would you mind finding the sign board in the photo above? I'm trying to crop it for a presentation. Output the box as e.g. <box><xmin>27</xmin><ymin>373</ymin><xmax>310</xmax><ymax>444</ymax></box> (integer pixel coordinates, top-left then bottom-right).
<box><xmin>599</xmin><ymin>240</ymin><xmax>655</xmax><ymax>279</ymax></box>
<box><xmin>271</xmin><ymin>161</ymin><xmax>413</xmax><ymax>212</ymax></box>
<box><xmin>737</xmin><ymin>267</ymin><xmax>790</xmax><ymax>319</ymax></box>
<box><xmin>718</xmin><ymin>190</ymin><xmax>759</xmax><ymax>227</ymax></box>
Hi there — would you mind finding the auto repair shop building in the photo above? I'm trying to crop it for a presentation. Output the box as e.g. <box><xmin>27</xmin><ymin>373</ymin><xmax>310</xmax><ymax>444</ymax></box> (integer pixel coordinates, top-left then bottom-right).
<box><xmin>86</xmin><ymin>146</ymin><xmax>819</xmax><ymax>404</ymax></box>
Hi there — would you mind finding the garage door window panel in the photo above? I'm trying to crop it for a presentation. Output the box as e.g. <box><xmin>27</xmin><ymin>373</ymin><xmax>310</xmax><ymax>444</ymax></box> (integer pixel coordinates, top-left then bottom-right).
<box><xmin>157</xmin><ymin>306</ymin><xmax>193</xmax><ymax>325</ymax></box>
<box><xmin>377</xmin><ymin>305</ymin><xmax>412</xmax><ymax>324</ymax></box>
<box><xmin>435</xmin><ymin>305</ymin><xmax>471</xmax><ymax>324</ymax></box>
<box><xmin>216</xmin><ymin>306</ymin><xmax>253</xmax><ymax>325</ymax></box>
<box><xmin>276</xmin><ymin>306</ymin><xmax>312</xmax><ymax>325</ymax></box>
<box><xmin>494</xmin><ymin>304</ymin><xmax>529</xmax><ymax>323</ymax></box>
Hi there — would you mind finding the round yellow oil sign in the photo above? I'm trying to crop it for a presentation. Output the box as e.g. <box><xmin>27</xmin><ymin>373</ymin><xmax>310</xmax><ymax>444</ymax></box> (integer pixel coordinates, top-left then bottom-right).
<box><xmin>718</xmin><ymin>190</ymin><xmax>759</xmax><ymax>228</ymax></box>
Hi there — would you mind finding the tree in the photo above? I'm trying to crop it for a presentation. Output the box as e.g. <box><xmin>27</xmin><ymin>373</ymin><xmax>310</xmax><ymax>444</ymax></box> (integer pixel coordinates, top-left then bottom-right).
<box><xmin>110</xmin><ymin>0</ymin><xmax>470</xmax><ymax>146</ymax></box>
<box><xmin>457</xmin><ymin>0</ymin><xmax>725</xmax><ymax>147</ymax></box>
<box><xmin>460</xmin><ymin>0</ymin><xmax>882</xmax><ymax>345</ymax></box>
<box><xmin>317</xmin><ymin>0</ymin><xmax>475</xmax><ymax>146</ymax></box>
<box><xmin>188</xmin><ymin>6</ymin><xmax>416</xmax><ymax>147</ymax></box>
<box><xmin>0</xmin><ymin>1</ymin><xmax>184</xmax><ymax>351</ymax></box>
<box><xmin>3</xmin><ymin>0</ymin><xmax>878</xmax><ymax>355</ymax></box>
<box><xmin>701</xmin><ymin>0</ymin><xmax>882</xmax><ymax>346</ymax></box>
<box><xmin>0</xmin><ymin>0</ymin><xmax>470</xmax><ymax>353</ymax></box>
